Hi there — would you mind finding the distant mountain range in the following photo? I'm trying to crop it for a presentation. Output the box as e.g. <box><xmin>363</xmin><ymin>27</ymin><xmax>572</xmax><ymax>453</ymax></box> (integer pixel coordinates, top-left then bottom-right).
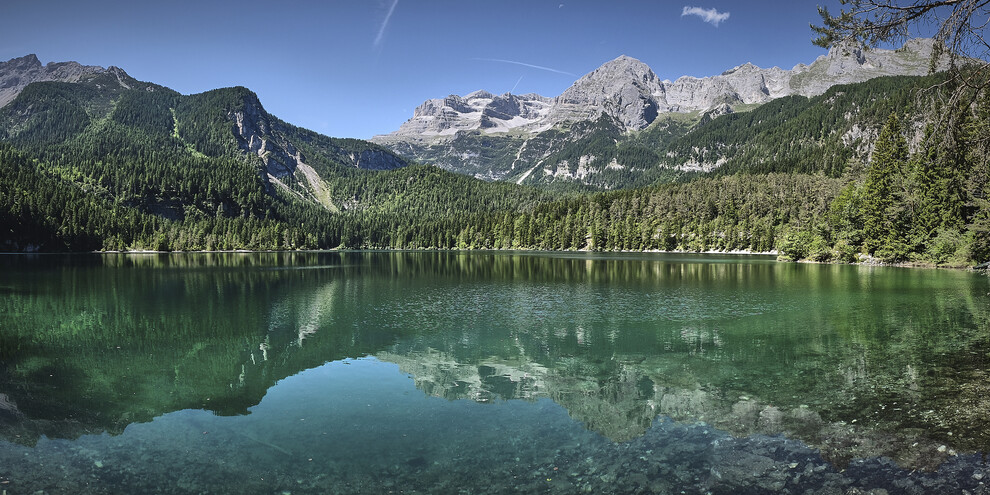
<box><xmin>1</xmin><ymin>41</ymin><xmax>984</xmax><ymax>265</ymax></box>
<box><xmin>373</xmin><ymin>39</ymin><xmax>944</xmax><ymax>187</ymax></box>
<box><xmin>0</xmin><ymin>39</ymin><xmax>942</xmax><ymax>195</ymax></box>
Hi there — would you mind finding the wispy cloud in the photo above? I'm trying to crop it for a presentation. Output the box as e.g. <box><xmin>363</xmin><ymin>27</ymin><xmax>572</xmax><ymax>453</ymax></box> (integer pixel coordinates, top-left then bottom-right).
<box><xmin>681</xmin><ymin>6</ymin><xmax>730</xmax><ymax>27</ymax></box>
<box><xmin>472</xmin><ymin>58</ymin><xmax>576</xmax><ymax>77</ymax></box>
<box><xmin>374</xmin><ymin>0</ymin><xmax>400</xmax><ymax>48</ymax></box>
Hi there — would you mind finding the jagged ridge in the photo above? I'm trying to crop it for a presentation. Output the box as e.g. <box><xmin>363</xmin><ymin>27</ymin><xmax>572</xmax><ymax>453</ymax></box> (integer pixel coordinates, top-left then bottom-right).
<box><xmin>378</xmin><ymin>38</ymin><xmax>944</xmax><ymax>141</ymax></box>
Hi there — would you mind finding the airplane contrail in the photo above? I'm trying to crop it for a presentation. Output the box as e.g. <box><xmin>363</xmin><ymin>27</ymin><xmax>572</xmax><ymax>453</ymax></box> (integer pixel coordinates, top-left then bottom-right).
<box><xmin>374</xmin><ymin>0</ymin><xmax>400</xmax><ymax>48</ymax></box>
<box><xmin>510</xmin><ymin>76</ymin><xmax>524</xmax><ymax>93</ymax></box>
<box><xmin>472</xmin><ymin>58</ymin><xmax>576</xmax><ymax>77</ymax></box>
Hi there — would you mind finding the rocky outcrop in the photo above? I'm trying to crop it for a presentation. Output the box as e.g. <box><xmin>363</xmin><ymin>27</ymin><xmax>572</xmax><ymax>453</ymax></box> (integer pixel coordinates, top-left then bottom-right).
<box><xmin>378</xmin><ymin>38</ymin><xmax>945</xmax><ymax>143</ymax></box>
<box><xmin>348</xmin><ymin>149</ymin><xmax>407</xmax><ymax>170</ymax></box>
<box><xmin>0</xmin><ymin>54</ymin><xmax>143</xmax><ymax>108</ymax></box>
<box><xmin>229</xmin><ymin>92</ymin><xmax>407</xmax><ymax>195</ymax></box>
<box><xmin>229</xmin><ymin>94</ymin><xmax>301</xmax><ymax>179</ymax></box>
<box><xmin>376</xmin><ymin>90</ymin><xmax>552</xmax><ymax>142</ymax></box>
<box><xmin>549</xmin><ymin>55</ymin><xmax>663</xmax><ymax>130</ymax></box>
<box><xmin>789</xmin><ymin>38</ymin><xmax>944</xmax><ymax>95</ymax></box>
<box><xmin>222</xmin><ymin>89</ymin><xmax>405</xmax><ymax>209</ymax></box>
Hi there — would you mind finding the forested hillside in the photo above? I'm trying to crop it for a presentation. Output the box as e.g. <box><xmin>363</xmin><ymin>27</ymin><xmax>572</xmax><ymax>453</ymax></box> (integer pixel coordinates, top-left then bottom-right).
<box><xmin>0</xmin><ymin>59</ymin><xmax>987</xmax><ymax>266</ymax></box>
<box><xmin>328</xmin><ymin>73</ymin><xmax>989</xmax><ymax>266</ymax></box>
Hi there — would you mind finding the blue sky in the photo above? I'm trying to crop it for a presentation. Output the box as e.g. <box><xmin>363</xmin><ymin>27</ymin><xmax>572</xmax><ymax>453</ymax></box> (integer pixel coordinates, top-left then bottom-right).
<box><xmin>1</xmin><ymin>1</ymin><xmax>855</xmax><ymax>139</ymax></box>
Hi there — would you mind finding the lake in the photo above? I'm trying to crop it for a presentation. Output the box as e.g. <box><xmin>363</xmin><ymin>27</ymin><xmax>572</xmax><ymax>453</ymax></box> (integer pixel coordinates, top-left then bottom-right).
<box><xmin>1</xmin><ymin>251</ymin><xmax>988</xmax><ymax>494</ymax></box>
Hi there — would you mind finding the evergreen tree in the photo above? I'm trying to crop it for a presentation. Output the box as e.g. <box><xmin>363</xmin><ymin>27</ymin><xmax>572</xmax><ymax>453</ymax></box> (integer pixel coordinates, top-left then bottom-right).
<box><xmin>861</xmin><ymin>114</ymin><xmax>908</xmax><ymax>258</ymax></box>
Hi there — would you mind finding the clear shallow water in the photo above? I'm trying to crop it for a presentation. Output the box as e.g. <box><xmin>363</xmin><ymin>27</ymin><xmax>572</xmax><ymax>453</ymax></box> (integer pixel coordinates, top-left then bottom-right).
<box><xmin>1</xmin><ymin>251</ymin><xmax>989</xmax><ymax>494</ymax></box>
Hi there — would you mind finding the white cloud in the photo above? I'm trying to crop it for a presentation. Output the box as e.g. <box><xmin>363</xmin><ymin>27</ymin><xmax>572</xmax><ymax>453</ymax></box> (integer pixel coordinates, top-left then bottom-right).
<box><xmin>681</xmin><ymin>6</ymin><xmax>730</xmax><ymax>27</ymax></box>
<box><xmin>374</xmin><ymin>0</ymin><xmax>400</xmax><ymax>48</ymax></box>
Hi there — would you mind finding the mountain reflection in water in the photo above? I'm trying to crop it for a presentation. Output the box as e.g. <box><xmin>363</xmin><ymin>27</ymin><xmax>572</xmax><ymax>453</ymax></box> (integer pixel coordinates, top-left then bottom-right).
<box><xmin>1</xmin><ymin>251</ymin><xmax>989</xmax><ymax>493</ymax></box>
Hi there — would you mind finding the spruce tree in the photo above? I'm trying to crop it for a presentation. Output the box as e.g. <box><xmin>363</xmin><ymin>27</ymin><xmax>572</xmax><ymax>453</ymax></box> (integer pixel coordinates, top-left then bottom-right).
<box><xmin>862</xmin><ymin>113</ymin><xmax>908</xmax><ymax>257</ymax></box>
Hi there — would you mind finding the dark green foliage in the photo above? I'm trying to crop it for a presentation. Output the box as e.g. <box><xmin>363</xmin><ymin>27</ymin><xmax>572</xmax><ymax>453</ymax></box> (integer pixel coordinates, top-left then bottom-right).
<box><xmin>109</xmin><ymin>89</ymin><xmax>181</xmax><ymax>137</ymax></box>
<box><xmin>862</xmin><ymin>113</ymin><xmax>908</xmax><ymax>257</ymax></box>
<box><xmin>968</xmin><ymin>201</ymin><xmax>990</xmax><ymax>263</ymax></box>
<box><xmin>527</xmin><ymin>115</ymin><xmax>688</xmax><ymax>189</ymax></box>
<box><xmin>478</xmin><ymin>74</ymin><xmax>950</xmax><ymax>190</ymax></box>
<box><xmin>667</xmin><ymin>75</ymin><xmax>945</xmax><ymax>177</ymax></box>
<box><xmin>174</xmin><ymin>87</ymin><xmax>256</xmax><ymax>157</ymax></box>
<box><xmin>1</xmin><ymin>68</ymin><xmax>988</xmax><ymax>267</ymax></box>
<box><xmin>350</xmin><ymin>173</ymin><xmax>839</xmax><ymax>253</ymax></box>
<box><xmin>828</xmin><ymin>181</ymin><xmax>865</xmax><ymax>247</ymax></box>
<box><xmin>0</xmin><ymin>80</ymin><xmax>323</xmax><ymax>251</ymax></box>
<box><xmin>0</xmin><ymin>82</ymin><xmax>97</xmax><ymax>147</ymax></box>
<box><xmin>789</xmin><ymin>91</ymin><xmax>990</xmax><ymax>265</ymax></box>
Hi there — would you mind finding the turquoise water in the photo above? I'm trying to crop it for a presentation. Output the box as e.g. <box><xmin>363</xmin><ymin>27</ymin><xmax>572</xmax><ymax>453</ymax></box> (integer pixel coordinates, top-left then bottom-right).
<box><xmin>0</xmin><ymin>252</ymin><xmax>988</xmax><ymax>493</ymax></box>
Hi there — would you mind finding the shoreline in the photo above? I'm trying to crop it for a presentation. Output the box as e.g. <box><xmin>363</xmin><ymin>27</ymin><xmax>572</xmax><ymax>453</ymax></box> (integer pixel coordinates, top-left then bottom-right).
<box><xmin>1</xmin><ymin>247</ymin><xmax>985</xmax><ymax>272</ymax></box>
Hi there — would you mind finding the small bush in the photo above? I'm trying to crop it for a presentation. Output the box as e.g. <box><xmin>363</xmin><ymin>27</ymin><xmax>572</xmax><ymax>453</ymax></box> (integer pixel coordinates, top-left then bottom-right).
<box><xmin>831</xmin><ymin>239</ymin><xmax>859</xmax><ymax>263</ymax></box>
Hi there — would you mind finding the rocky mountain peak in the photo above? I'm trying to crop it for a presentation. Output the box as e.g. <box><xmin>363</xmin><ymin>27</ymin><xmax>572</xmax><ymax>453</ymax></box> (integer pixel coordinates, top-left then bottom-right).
<box><xmin>790</xmin><ymin>38</ymin><xmax>945</xmax><ymax>95</ymax></box>
<box><xmin>0</xmin><ymin>54</ymin><xmax>137</xmax><ymax>108</ymax></box>
<box><xmin>220</xmin><ymin>85</ymin><xmax>404</xmax><ymax>189</ymax></box>
<box><xmin>574</xmin><ymin>55</ymin><xmax>659</xmax><ymax>89</ymax></box>
<box><xmin>598</xmin><ymin>55</ymin><xmax>654</xmax><ymax>74</ymax></box>
<box><xmin>465</xmin><ymin>90</ymin><xmax>494</xmax><ymax>100</ymax></box>
<box><xmin>828</xmin><ymin>40</ymin><xmax>868</xmax><ymax>62</ymax></box>
<box><xmin>550</xmin><ymin>54</ymin><xmax>663</xmax><ymax>130</ymax></box>
<box><xmin>721</xmin><ymin>62</ymin><xmax>762</xmax><ymax>76</ymax></box>
<box><xmin>378</xmin><ymin>88</ymin><xmax>553</xmax><ymax>141</ymax></box>
<box><xmin>378</xmin><ymin>37</ymin><xmax>943</xmax><ymax>146</ymax></box>
<box><xmin>222</xmin><ymin>87</ymin><xmax>301</xmax><ymax>179</ymax></box>
<box><xmin>2</xmin><ymin>54</ymin><xmax>43</xmax><ymax>72</ymax></box>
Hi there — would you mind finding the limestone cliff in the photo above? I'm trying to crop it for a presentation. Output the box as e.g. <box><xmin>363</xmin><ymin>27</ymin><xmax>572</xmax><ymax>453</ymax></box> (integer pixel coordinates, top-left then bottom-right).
<box><xmin>378</xmin><ymin>38</ymin><xmax>946</xmax><ymax>142</ymax></box>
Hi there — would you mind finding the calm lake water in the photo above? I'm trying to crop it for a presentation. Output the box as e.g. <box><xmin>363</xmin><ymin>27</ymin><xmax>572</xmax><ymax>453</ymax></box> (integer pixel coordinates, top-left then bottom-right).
<box><xmin>1</xmin><ymin>251</ymin><xmax>989</xmax><ymax>494</ymax></box>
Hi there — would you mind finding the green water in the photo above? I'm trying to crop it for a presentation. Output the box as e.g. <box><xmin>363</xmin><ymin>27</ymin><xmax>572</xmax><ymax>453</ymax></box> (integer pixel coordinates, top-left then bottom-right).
<box><xmin>1</xmin><ymin>252</ymin><xmax>988</xmax><ymax>494</ymax></box>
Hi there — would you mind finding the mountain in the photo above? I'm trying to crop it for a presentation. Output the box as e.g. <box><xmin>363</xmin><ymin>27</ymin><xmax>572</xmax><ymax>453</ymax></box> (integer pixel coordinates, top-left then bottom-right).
<box><xmin>1</xmin><ymin>50</ymin><xmax>986</xmax><ymax>265</ymax></box>
<box><xmin>0</xmin><ymin>58</ymin><xmax>412</xmax><ymax>238</ymax></box>
<box><xmin>0</xmin><ymin>54</ymin><xmax>558</xmax><ymax>252</ymax></box>
<box><xmin>0</xmin><ymin>55</ymin><xmax>408</xmax><ymax>177</ymax></box>
<box><xmin>374</xmin><ymin>39</ymin><xmax>946</xmax><ymax>188</ymax></box>
<box><xmin>383</xmin><ymin>90</ymin><xmax>554</xmax><ymax>138</ymax></box>
<box><xmin>187</xmin><ymin>86</ymin><xmax>407</xmax><ymax>208</ymax></box>
<box><xmin>0</xmin><ymin>54</ymin><xmax>151</xmax><ymax>107</ymax></box>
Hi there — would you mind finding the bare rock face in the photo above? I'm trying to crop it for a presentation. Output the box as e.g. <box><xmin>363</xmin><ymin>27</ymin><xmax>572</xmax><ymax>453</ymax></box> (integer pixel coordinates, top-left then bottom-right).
<box><xmin>229</xmin><ymin>89</ymin><xmax>405</xmax><ymax>182</ymax></box>
<box><xmin>788</xmin><ymin>38</ymin><xmax>946</xmax><ymax>95</ymax></box>
<box><xmin>348</xmin><ymin>148</ymin><xmax>407</xmax><ymax>171</ymax></box>
<box><xmin>377</xmin><ymin>38</ymin><xmax>944</xmax><ymax>143</ymax></box>
<box><xmin>0</xmin><ymin>54</ymin><xmax>125</xmax><ymax>108</ymax></box>
<box><xmin>382</xmin><ymin>90</ymin><xmax>553</xmax><ymax>141</ymax></box>
<box><xmin>229</xmin><ymin>93</ymin><xmax>301</xmax><ymax>179</ymax></box>
<box><xmin>550</xmin><ymin>55</ymin><xmax>664</xmax><ymax>130</ymax></box>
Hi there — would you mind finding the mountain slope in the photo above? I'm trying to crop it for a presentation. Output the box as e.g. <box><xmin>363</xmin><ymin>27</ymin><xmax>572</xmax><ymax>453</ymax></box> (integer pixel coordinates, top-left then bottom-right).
<box><xmin>1</xmin><ymin>52</ymin><xmax>985</xmax><ymax>265</ymax></box>
<box><xmin>374</xmin><ymin>39</ymin><xmax>946</xmax><ymax>188</ymax></box>
<box><xmin>0</xmin><ymin>59</ymin><xmax>410</xmax><ymax>180</ymax></box>
<box><xmin>0</xmin><ymin>54</ymin><xmax>148</xmax><ymax>107</ymax></box>
<box><xmin>0</xmin><ymin>55</ymin><xmax>563</xmax><ymax>252</ymax></box>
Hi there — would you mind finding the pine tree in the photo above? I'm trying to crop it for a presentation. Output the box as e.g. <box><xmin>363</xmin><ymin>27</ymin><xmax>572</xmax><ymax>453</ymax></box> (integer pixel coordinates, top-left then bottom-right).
<box><xmin>862</xmin><ymin>114</ymin><xmax>908</xmax><ymax>258</ymax></box>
